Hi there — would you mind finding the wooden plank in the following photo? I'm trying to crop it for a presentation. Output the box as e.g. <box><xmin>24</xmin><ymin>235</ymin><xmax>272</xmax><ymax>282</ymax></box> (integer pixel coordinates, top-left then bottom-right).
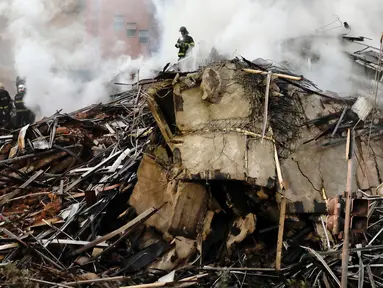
<box><xmin>274</xmin><ymin>145</ymin><xmax>284</xmax><ymax>190</ymax></box>
<box><xmin>276</xmin><ymin>196</ymin><xmax>287</xmax><ymax>271</ymax></box>
<box><xmin>0</xmin><ymin>243</ymin><xmax>18</xmax><ymax>251</ymax></box>
<box><xmin>71</xmin><ymin>207</ymin><xmax>157</xmax><ymax>256</ymax></box>
<box><xmin>120</xmin><ymin>273</ymin><xmax>209</xmax><ymax>288</ymax></box>
<box><xmin>8</xmin><ymin>192</ymin><xmax>50</xmax><ymax>203</ymax></box>
<box><xmin>63</xmin><ymin>276</ymin><xmax>126</xmax><ymax>286</ymax></box>
<box><xmin>341</xmin><ymin>129</ymin><xmax>354</xmax><ymax>288</ymax></box>
<box><xmin>146</xmin><ymin>96</ymin><xmax>174</xmax><ymax>150</ymax></box>
<box><xmin>242</xmin><ymin>68</ymin><xmax>302</xmax><ymax>81</ymax></box>
<box><xmin>30</xmin><ymin>217</ymin><xmax>64</xmax><ymax>228</ymax></box>
<box><xmin>40</xmin><ymin>239</ymin><xmax>108</xmax><ymax>247</ymax></box>
<box><xmin>0</xmin><ymin>170</ymin><xmax>44</xmax><ymax>206</ymax></box>
<box><xmin>262</xmin><ymin>71</ymin><xmax>272</xmax><ymax>142</ymax></box>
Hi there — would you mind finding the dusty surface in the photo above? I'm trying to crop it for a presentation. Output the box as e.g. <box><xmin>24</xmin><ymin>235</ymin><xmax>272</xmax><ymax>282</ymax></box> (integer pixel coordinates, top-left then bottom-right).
<box><xmin>176</xmin><ymin>133</ymin><xmax>246</xmax><ymax>180</ymax></box>
<box><xmin>247</xmin><ymin>138</ymin><xmax>275</xmax><ymax>186</ymax></box>
<box><xmin>164</xmin><ymin>61</ymin><xmax>278</xmax><ymax>185</ymax></box>
<box><xmin>129</xmin><ymin>155</ymin><xmax>174</xmax><ymax>233</ymax></box>
<box><xmin>174</xmin><ymin>62</ymin><xmax>252</xmax><ymax>132</ymax></box>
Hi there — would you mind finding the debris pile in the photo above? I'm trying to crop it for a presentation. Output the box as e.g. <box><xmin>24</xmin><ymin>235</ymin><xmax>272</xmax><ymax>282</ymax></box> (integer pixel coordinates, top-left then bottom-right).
<box><xmin>0</xmin><ymin>58</ymin><xmax>383</xmax><ymax>287</ymax></box>
<box><xmin>0</xmin><ymin>90</ymin><xmax>159</xmax><ymax>287</ymax></box>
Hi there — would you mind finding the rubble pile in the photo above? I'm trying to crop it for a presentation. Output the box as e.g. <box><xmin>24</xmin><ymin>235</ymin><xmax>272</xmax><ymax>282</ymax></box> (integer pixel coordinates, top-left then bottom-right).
<box><xmin>0</xmin><ymin>58</ymin><xmax>383</xmax><ymax>287</ymax></box>
<box><xmin>0</xmin><ymin>90</ymin><xmax>158</xmax><ymax>286</ymax></box>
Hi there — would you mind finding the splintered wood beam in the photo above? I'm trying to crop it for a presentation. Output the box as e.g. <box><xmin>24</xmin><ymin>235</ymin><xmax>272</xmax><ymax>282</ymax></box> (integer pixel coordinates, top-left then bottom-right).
<box><xmin>145</xmin><ymin>81</ymin><xmax>175</xmax><ymax>150</ymax></box>
<box><xmin>341</xmin><ymin>129</ymin><xmax>354</xmax><ymax>288</ymax></box>
<box><xmin>276</xmin><ymin>196</ymin><xmax>287</xmax><ymax>271</ymax></box>
<box><xmin>262</xmin><ymin>71</ymin><xmax>272</xmax><ymax>142</ymax></box>
<box><xmin>0</xmin><ymin>170</ymin><xmax>44</xmax><ymax>206</ymax></box>
<box><xmin>71</xmin><ymin>207</ymin><xmax>157</xmax><ymax>256</ymax></box>
<box><xmin>274</xmin><ymin>145</ymin><xmax>284</xmax><ymax>190</ymax></box>
<box><xmin>242</xmin><ymin>68</ymin><xmax>302</xmax><ymax>81</ymax></box>
<box><xmin>146</xmin><ymin>96</ymin><xmax>174</xmax><ymax>150</ymax></box>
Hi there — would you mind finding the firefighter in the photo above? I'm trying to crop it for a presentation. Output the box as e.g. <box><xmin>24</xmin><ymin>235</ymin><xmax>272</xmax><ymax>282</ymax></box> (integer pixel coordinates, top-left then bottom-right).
<box><xmin>16</xmin><ymin>76</ymin><xmax>25</xmax><ymax>90</ymax></box>
<box><xmin>175</xmin><ymin>26</ymin><xmax>195</xmax><ymax>60</ymax></box>
<box><xmin>14</xmin><ymin>84</ymin><xmax>32</xmax><ymax>128</ymax></box>
<box><xmin>0</xmin><ymin>83</ymin><xmax>12</xmax><ymax>128</ymax></box>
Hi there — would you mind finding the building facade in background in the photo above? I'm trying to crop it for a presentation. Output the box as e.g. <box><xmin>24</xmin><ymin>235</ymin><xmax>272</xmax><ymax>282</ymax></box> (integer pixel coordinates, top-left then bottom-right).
<box><xmin>85</xmin><ymin>0</ymin><xmax>157</xmax><ymax>59</ymax></box>
<box><xmin>0</xmin><ymin>0</ymin><xmax>157</xmax><ymax>94</ymax></box>
<box><xmin>0</xmin><ymin>15</ymin><xmax>15</xmax><ymax>94</ymax></box>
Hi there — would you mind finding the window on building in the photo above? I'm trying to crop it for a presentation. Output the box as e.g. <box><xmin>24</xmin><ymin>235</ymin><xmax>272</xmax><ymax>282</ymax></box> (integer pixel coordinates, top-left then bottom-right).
<box><xmin>126</xmin><ymin>22</ymin><xmax>137</xmax><ymax>37</ymax></box>
<box><xmin>113</xmin><ymin>15</ymin><xmax>125</xmax><ymax>31</ymax></box>
<box><xmin>139</xmin><ymin>30</ymin><xmax>149</xmax><ymax>44</ymax></box>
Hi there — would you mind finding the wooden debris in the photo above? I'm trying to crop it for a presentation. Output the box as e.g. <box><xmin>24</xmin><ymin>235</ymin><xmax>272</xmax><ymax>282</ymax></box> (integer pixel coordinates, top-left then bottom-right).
<box><xmin>276</xmin><ymin>196</ymin><xmax>286</xmax><ymax>271</ymax></box>
<box><xmin>0</xmin><ymin>58</ymin><xmax>382</xmax><ymax>288</ymax></box>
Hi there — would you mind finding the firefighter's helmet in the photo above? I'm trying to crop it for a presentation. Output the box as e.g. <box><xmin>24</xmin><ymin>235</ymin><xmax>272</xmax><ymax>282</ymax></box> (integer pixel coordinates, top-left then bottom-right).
<box><xmin>179</xmin><ymin>26</ymin><xmax>188</xmax><ymax>34</ymax></box>
<box><xmin>18</xmin><ymin>84</ymin><xmax>26</xmax><ymax>93</ymax></box>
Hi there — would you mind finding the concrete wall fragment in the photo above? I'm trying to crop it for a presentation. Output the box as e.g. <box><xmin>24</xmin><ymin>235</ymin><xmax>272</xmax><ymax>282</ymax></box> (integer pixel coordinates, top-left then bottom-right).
<box><xmin>129</xmin><ymin>155</ymin><xmax>175</xmax><ymax>233</ymax></box>
<box><xmin>145</xmin><ymin>60</ymin><xmax>383</xmax><ymax>215</ymax></box>
<box><xmin>130</xmin><ymin>155</ymin><xmax>209</xmax><ymax>238</ymax></box>
<box><xmin>175</xmin><ymin>133</ymin><xmax>276</xmax><ymax>185</ymax></box>
<box><xmin>282</xmin><ymin>142</ymin><xmax>357</xmax><ymax>213</ymax></box>
<box><xmin>247</xmin><ymin>138</ymin><xmax>275</xmax><ymax>187</ymax></box>
<box><xmin>174</xmin><ymin>62</ymin><xmax>251</xmax><ymax>132</ymax></box>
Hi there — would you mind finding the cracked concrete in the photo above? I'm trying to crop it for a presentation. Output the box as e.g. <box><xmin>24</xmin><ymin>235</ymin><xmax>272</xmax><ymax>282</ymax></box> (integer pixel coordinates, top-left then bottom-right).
<box><xmin>281</xmin><ymin>94</ymin><xmax>358</xmax><ymax>213</ymax></box>
<box><xmin>147</xmin><ymin>60</ymin><xmax>383</xmax><ymax>213</ymax></box>
<box><xmin>293</xmin><ymin>159</ymin><xmax>321</xmax><ymax>193</ymax></box>
<box><xmin>355</xmin><ymin>138</ymin><xmax>380</xmax><ymax>191</ymax></box>
<box><xmin>169</xmin><ymin>61</ymin><xmax>276</xmax><ymax>185</ymax></box>
<box><xmin>175</xmin><ymin>133</ymin><xmax>276</xmax><ymax>185</ymax></box>
<box><xmin>282</xmin><ymin>139</ymin><xmax>358</xmax><ymax>213</ymax></box>
<box><xmin>281</xmin><ymin>111</ymin><xmax>383</xmax><ymax>212</ymax></box>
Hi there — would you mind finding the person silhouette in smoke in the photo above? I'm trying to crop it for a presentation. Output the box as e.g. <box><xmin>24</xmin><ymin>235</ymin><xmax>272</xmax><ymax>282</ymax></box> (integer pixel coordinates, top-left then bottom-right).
<box><xmin>16</xmin><ymin>76</ymin><xmax>25</xmax><ymax>89</ymax></box>
<box><xmin>0</xmin><ymin>83</ymin><xmax>12</xmax><ymax>129</ymax></box>
<box><xmin>14</xmin><ymin>84</ymin><xmax>34</xmax><ymax>128</ymax></box>
<box><xmin>175</xmin><ymin>26</ymin><xmax>195</xmax><ymax>61</ymax></box>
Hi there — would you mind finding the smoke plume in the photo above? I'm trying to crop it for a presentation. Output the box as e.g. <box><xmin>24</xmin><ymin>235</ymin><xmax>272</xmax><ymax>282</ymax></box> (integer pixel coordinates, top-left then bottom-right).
<box><xmin>151</xmin><ymin>0</ymin><xmax>383</xmax><ymax>94</ymax></box>
<box><xmin>1</xmin><ymin>0</ymin><xmax>383</xmax><ymax>118</ymax></box>
<box><xmin>0</xmin><ymin>0</ymin><xmax>131</xmax><ymax>118</ymax></box>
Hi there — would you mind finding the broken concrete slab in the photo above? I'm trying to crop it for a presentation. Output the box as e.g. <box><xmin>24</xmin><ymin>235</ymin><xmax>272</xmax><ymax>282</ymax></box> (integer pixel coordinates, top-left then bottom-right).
<box><xmin>129</xmin><ymin>155</ymin><xmax>175</xmax><ymax>233</ymax></box>
<box><xmin>174</xmin><ymin>133</ymin><xmax>276</xmax><ymax>185</ymax></box>
<box><xmin>247</xmin><ymin>138</ymin><xmax>276</xmax><ymax>187</ymax></box>
<box><xmin>369</xmin><ymin>139</ymin><xmax>383</xmax><ymax>190</ymax></box>
<box><xmin>169</xmin><ymin>181</ymin><xmax>209</xmax><ymax>239</ymax></box>
<box><xmin>282</xmin><ymin>141</ymin><xmax>357</xmax><ymax>213</ymax></box>
<box><xmin>174</xmin><ymin>62</ymin><xmax>252</xmax><ymax>132</ymax></box>
<box><xmin>147</xmin><ymin>58</ymin><xmax>383</xmax><ymax>218</ymax></box>
<box><xmin>175</xmin><ymin>133</ymin><xmax>246</xmax><ymax>180</ymax></box>
<box><xmin>355</xmin><ymin>138</ymin><xmax>380</xmax><ymax>191</ymax></box>
<box><xmin>130</xmin><ymin>156</ymin><xmax>210</xmax><ymax>239</ymax></box>
<box><xmin>201</xmin><ymin>67</ymin><xmax>222</xmax><ymax>102</ymax></box>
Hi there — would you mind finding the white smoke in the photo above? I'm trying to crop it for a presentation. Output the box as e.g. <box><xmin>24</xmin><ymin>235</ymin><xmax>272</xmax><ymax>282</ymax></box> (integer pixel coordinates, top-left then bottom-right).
<box><xmin>0</xmin><ymin>0</ymin><xmax>141</xmax><ymax>118</ymax></box>
<box><xmin>151</xmin><ymin>0</ymin><xmax>383</xmax><ymax>94</ymax></box>
<box><xmin>1</xmin><ymin>0</ymin><xmax>383</xmax><ymax>118</ymax></box>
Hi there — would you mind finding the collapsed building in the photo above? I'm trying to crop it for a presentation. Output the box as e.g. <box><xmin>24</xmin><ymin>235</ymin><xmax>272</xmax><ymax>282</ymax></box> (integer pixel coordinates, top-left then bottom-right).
<box><xmin>138</xmin><ymin>57</ymin><xmax>382</xmax><ymax>212</ymax></box>
<box><xmin>0</xmin><ymin>56</ymin><xmax>382</xmax><ymax>287</ymax></box>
